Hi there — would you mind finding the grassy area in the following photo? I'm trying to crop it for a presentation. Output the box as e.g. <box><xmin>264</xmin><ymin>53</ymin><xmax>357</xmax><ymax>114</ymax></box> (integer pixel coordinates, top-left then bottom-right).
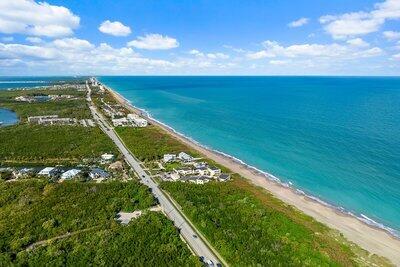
<box><xmin>0</xmin><ymin>179</ymin><xmax>198</xmax><ymax>265</ymax></box>
<box><xmin>116</xmin><ymin>126</ymin><xmax>200</xmax><ymax>162</ymax></box>
<box><xmin>164</xmin><ymin>162</ymin><xmax>184</xmax><ymax>171</ymax></box>
<box><xmin>161</xmin><ymin>178</ymin><xmax>390</xmax><ymax>266</ymax></box>
<box><xmin>0</xmin><ymin>88</ymin><xmax>91</xmax><ymax>120</ymax></box>
<box><xmin>0</xmin><ymin>125</ymin><xmax>117</xmax><ymax>165</ymax></box>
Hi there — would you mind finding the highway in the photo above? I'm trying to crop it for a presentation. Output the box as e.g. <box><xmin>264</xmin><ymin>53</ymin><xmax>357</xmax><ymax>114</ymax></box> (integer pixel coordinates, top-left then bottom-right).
<box><xmin>86</xmin><ymin>82</ymin><xmax>221</xmax><ymax>266</ymax></box>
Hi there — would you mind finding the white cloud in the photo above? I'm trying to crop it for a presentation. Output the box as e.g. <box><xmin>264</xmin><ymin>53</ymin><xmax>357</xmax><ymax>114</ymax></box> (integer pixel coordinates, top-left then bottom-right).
<box><xmin>52</xmin><ymin>38</ymin><xmax>94</xmax><ymax>50</ymax></box>
<box><xmin>391</xmin><ymin>53</ymin><xmax>400</xmax><ymax>59</ymax></box>
<box><xmin>288</xmin><ymin>18</ymin><xmax>309</xmax><ymax>28</ymax></box>
<box><xmin>347</xmin><ymin>38</ymin><xmax>370</xmax><ymax>47</ymax></box>
<box><xmin>0</xmin><ymin>0</ymin><xmax>80</xmax><ymax>37</ymax></box>
<box><xmin>0</xmin><ymin>39</ymin><xmax>176</xmax><ymax>74</ymax></box>
<box><xmin>207</xmin><ymin>53</ymin><xmax>229</xmax><ymax>59</ymax></box>
<box><xmin>189</xmin><ymin>49</ymin><xmax>229</xmax><ymax>59</ymax></box>
<box><xmin>98</xmin><ymin>20</ymin><xmax>131</xmax><ymax>37</ymax></box>
<box><xmin>383</xmin><ymin>31</ymin><xmax>400</xmax><ymax>40</ymax></box>
<box><xmin>246</xmin><ymin>40</ymin><xmax>383</xmax><ymax>60</ymax></box>
<box><xmin>188</xmin><ymin>49</ymin><xmax>204</xmax><ymax>56</ymax></box>
<box><xmin>246</xmin><ymin>50</ymin><xmax>275</xmax><ymax>59</ymax></box>
<box><xmin>127</xmin><ymin>34</ymin><xmax>179</xmax><ymax>50</ymax></box>
<box><xmin>269</xmin><ymin>60</ymin><xmax>289</xmax><ymax>65</ymax></box>
<box><xmin>1</xmin><ymin>36</ymin><xmax>13</xmax><ymax>42</ymax></box>
<box><xmin>320</xmin><ymin>0</ymin><xmax>400</xmax><ymax>39</ymax></box>
<box><xmin>26</xmin><ymin>37</ymin><xmax>43</xmax><ymax>43</ymax></box>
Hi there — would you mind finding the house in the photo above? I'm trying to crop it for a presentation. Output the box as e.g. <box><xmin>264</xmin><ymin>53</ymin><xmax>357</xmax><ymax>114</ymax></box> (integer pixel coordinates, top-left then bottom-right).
<box><xmin>170</xmin><ymin>172</ymin><xmax>180</xmax><ymax>181</ymax></box>
<box><xmin>218</xmin><ymin>173</ymin><xmax>231</xmax><ymax>182</ymax></box>
<box><xmin>178</xmin><ymin>152</ymin><xmax>193</xmax><ymax>162</ymax></box>
<box><xmin>112</xmin><ymin>117</ymin><xmax>130</xmax><ymax>127</ymax></box>
<box><xmin>12</xmin><ymin>168</ymin><xmax>35</xmax><ymax>179</ymax></box>
<box><xmin>60</xmin><ymin>169</ymin><xmax>81</xmax><ymax>180</ymax></box>
<box><xmin>163</xmin><ymin>154</ymin><xmax>176</xmax><ymax>163</ymax></box>
<box><xmin>181</xmin><ymin>176</ymin><xmax>210</xmax><ymax>185</ymax></box>
<box><xmin>101</xmin><ymin>153</ymin><xmax>114</xmax><ymax>161</ymax></box>
<box><xmin>28</xmin><ymin>115</ymin><xmax>58</xmax><ymax>124</ymax></box>
<box><xmin>175</xmin><ymin>167</ymin><xmax>195</xmax><ymax>176</ymax></box>
<box><xmin>89</xmin><ymin>168</ymin><xmax>109</xmax><ymax>181</ymax></box>
<box><xmin>38</xmin><ymin>167</ymin><xmax>58</xmax><ymax>177</ymax></box>
<box><xmin>195</xmin><ymin>166</ymin><xmax>209</xmax><ymax>176</ymax></box>
<box><xmin>127</xmin><ymin>114</ymin><xmax>148</xmax><ymax>127</ymax></box>
<box><xmin>194</xmin><ymin>162</ymin><xmax>207</xmax><ymax>168</ymax></box>
<box><xmin>207</xmin><ymin>166</ymin><xmax>221</xmax><ymax>177</ymax></box>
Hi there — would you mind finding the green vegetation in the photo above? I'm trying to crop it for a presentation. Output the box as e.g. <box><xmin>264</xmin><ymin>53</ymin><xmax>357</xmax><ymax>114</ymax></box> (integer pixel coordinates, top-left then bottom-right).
<box><xmin>0</xmin><ymin>125</ymin><xmax>117</xmax><ymax>165</ymax></box>
<box><xmin>164</xmin><ymin>162</ymin><xmax>184</xmax><ymax>171</ymax></box>
<box><xmin>116</xmin><ymin>126</ymin><xmax>200</xmax><ymax>162</ymax></box>
<box><xmin>0</xmin><ymin>88</ymin><xmax>91</xmax><ymax>120</ymax></box>
<box><xmin>162</xmin><ymin>178</ymin><xmax>387</xmax><ymax>266</ymax></box>
<box><xmin>0</xmin><ymin>179</ymin><xmax>198</xmax><ymax>266</ymax></box>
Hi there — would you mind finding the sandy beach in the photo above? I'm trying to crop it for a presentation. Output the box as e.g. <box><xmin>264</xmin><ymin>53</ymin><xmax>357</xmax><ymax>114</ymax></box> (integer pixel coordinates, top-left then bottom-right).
<box><xmin>107</xmin><ymin>86</ymin><xmax>400</xmax><ymax>265</ymax></box>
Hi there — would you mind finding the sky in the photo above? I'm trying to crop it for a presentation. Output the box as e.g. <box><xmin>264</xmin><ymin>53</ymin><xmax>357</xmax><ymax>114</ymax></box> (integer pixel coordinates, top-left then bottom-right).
<box><xmin>0</xmin><ymin>0</ymin><xmax>399</xmax><ymax>76</ymax></box>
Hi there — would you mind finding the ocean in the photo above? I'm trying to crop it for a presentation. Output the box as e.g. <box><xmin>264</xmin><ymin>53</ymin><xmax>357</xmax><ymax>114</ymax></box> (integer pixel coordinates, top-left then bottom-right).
<box><xmin>99</xmin><ymin>76</ymin><xmax>400</xmax><ymax>235</ymax></box>
<box><xmin>0</xmin><ymin>76</ymin><xmax>83</xmax><ymax>90</ymax></box>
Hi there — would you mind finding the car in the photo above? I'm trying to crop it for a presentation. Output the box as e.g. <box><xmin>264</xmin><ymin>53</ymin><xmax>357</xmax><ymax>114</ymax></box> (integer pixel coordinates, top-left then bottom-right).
<box><xmin>193</xmin><ymin>234</ymin><xmax>198</xmax><ymax>238</ymax></box>
<box><xmin>142</xmin><ymin>174</ymin><xmax>145</xmax><ymax>178</ymax></box>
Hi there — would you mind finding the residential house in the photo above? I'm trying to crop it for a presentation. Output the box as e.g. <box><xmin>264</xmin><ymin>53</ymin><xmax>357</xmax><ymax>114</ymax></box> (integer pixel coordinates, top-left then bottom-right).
<box><xmin>178</xmin><ymin>152</ymin><xmax>193</xmax><ymax>162</ymax></box>
<box><xmin>218</xmin><ymin>173</ymin><xmax>231</xmax><ymax>182</ymax></box>
<box><xmin>163</xmin><ymin>154</ymin><xmax>176</xmax><ymax>163</ymax></box>
<box><xmin>89</xmin><ymin>168</ymin><xmax>109</xmax><ymax>181</ymax></box>
<box><xmin>207</xmin><ymin>166</ymin><xmax>221</xmax><ymax>177</ymax></box>
<box><xmin>38</xmin><ymin>167</ymin><xmax>58</xmax><ymax>177</ymax></box>
<box><xmin>61</xmin><ymin>169</ymin><xmax>81</xmax><ymax>180</ymax></box>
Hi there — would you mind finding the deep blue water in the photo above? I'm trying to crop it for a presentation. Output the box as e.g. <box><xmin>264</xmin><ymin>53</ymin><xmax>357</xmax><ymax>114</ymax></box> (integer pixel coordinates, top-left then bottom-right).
<box><xmin>99</xmin><ymin>76</ymin><xmax>400</xmax><ymax>234</ymax></box>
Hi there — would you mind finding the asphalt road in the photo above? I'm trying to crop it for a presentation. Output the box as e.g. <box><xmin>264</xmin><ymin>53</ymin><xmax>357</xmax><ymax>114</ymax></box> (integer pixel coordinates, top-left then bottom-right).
<box><xmin>87</xmin><ymin>83</ymin><xmax>221</xmax><ymax>266</ymax></box>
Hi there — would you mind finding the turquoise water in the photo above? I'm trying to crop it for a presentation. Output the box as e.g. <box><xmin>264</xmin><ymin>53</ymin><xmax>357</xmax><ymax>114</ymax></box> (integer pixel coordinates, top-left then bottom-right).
<box><xmin>99</xmin><ymin>76</ymin><xmax>400</xmax><ymax>235</ymax></box>
<box><xmin>0</xmin><ymin>108</ymin><xmax>18</xmax><ymax>126</ymax></box>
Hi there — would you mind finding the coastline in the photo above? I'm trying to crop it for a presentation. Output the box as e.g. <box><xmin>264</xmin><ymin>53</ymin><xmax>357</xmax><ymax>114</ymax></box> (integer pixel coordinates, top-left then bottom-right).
<box><xmin>104</xmin><ymin>83</ymin><xmax>400</xmax><ymax>265</ymax></box>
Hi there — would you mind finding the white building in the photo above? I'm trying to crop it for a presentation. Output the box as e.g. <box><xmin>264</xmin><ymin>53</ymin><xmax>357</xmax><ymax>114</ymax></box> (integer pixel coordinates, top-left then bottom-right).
<box><xmin>163</xmin><ymin>154</ymin><xmax>176</xmax><ymax>163</ymax></box>
<box><xmin>175</xmin><ymin>167</ymin><xmax>195</xmax><ymax>176</ymax></box>
<box><xmin>170</xmin><ymin>172</ymin><xmax>180</xmax><ymax>181</ymax></box>
<box><xmin>101</xmin><ymin>153</ymin><xmax>114</xmax><ymax>161</ymax></box>
<box><xmin>38</xmin><ymin>167</ymin><xmax>57</xmax><ymax>177</ymax></box>
<box><xmin>112</xmin><ymin>117</ymin><xmax>130</xmax><ymax>127</ymax></box>
<box><xmin>61</xmin><ymin>169</ymin><xmax>81</xmax><ymax>180</ymax></box>
<box><xmin>207</xmin><ymin>166</ymin><xmax>221</xmax><ymax>177</ymax></box>
<box><xmin>127</xmin><ymin>114</ymin><xmax>148</xmax><ymax>127</ymax></box>
<box><xmin>178</xmin><ymin>152</ymin><xmax>193</xmax><ymax>162</ymax></box>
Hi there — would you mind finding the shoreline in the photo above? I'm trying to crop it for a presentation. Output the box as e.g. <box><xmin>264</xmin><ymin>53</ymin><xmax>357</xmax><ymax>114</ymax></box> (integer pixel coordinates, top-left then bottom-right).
<box><xmin>103</xmin><ymin>83</ymin><xmax>400</xmax><ymax>265</ymax></box>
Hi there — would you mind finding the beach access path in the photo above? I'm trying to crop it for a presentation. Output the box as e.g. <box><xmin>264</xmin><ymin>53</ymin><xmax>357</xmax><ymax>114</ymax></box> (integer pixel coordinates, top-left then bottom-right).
<box><xmin>105</xmin><ymin>83</ymin><xmax>400</xmax><ymax>266</ymax></box>
<box><xmin>86</xmin><ymin>82</ymin><xmax>223</xmax><ymax>266</ymax></box>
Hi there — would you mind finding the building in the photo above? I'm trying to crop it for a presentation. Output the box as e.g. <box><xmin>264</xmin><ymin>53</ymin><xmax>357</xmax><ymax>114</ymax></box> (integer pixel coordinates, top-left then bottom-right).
<box><xmin>163</xmin><ymin>154</ymin><xmax>176</xmax><ymax>163</ymax></box>
<box><xmin>178</xmin><ymin>152</ymin><xmax>193</xmax><ymax>162</ymax></box>
<box><xmin>101</xmin><ymin>153</ymin><xmax>115</xmax><ymax>161</ymax></box>
<box><xmin>89</xmin><ymin>168</ymin><xmax>109</xmax><ymax>181</ymax></box>
<box><xmin>207</xmin><ymin>166</ymin><xmax>221</xmax><ymax>177</ymax></box>
<box><xmin>28</xmin><ymin>115</ymin><xmax>58</xmax><ymax>124</ymax></box>
<box><xmin>61</xmin><ymin>169</ymin><xmax>81</xmax><ymax>180</ymax></box>
<box><xmin>218</xmin><ymin>173</ymin><xmax>230</xmax><ymax>182</ymax></box>
<box><xmin>175</xmin><ymin>167</ymin><xmax>195</xmax><ymax>176</ymax></box>
<box><xmin>28</xmin><ymin>115</ymin><xmax>77</xmax><ymax>126</ymax></box>
<box><xmin>181</xmin><ymin>176</ymin><xmax>210</xmax><ymax>185</ymax></box>
<box><xmin>38</xmin><ymin>167</ymin><xmax>58</xmax><ymax>177</ymax></box>
<box><xmin>170</xmin><ymin>172</ymin><xmax>180</xmax><ymax>181</ymax></box>
<box><xmin>12</xmin><ymin>168</ymin><xmax>34</xmax><ymax>179</ymax></box>
<box><xmin>112</xmin><ymin>117</ymin><xmax>130</xmax><ymax>127</ymax></box>
<box><xmin>127</xmin><ymin>114</ymin><xmax>148</xmax><ymax>127</ymax></box>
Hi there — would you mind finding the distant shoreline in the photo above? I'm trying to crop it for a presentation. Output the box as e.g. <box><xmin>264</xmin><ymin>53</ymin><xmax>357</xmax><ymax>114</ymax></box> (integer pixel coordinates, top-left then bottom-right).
<box><xmin>102</xmin><ymin>81</ymin><xmax>400</xmax><ymax>265</ymax></box>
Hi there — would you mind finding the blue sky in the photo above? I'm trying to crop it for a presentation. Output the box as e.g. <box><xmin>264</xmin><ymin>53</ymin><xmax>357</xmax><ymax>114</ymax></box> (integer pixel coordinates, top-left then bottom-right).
<box><xmin>0</xmin><ymin>0</ymin><xmax>399</xmax><ymax>75</ymax></box>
